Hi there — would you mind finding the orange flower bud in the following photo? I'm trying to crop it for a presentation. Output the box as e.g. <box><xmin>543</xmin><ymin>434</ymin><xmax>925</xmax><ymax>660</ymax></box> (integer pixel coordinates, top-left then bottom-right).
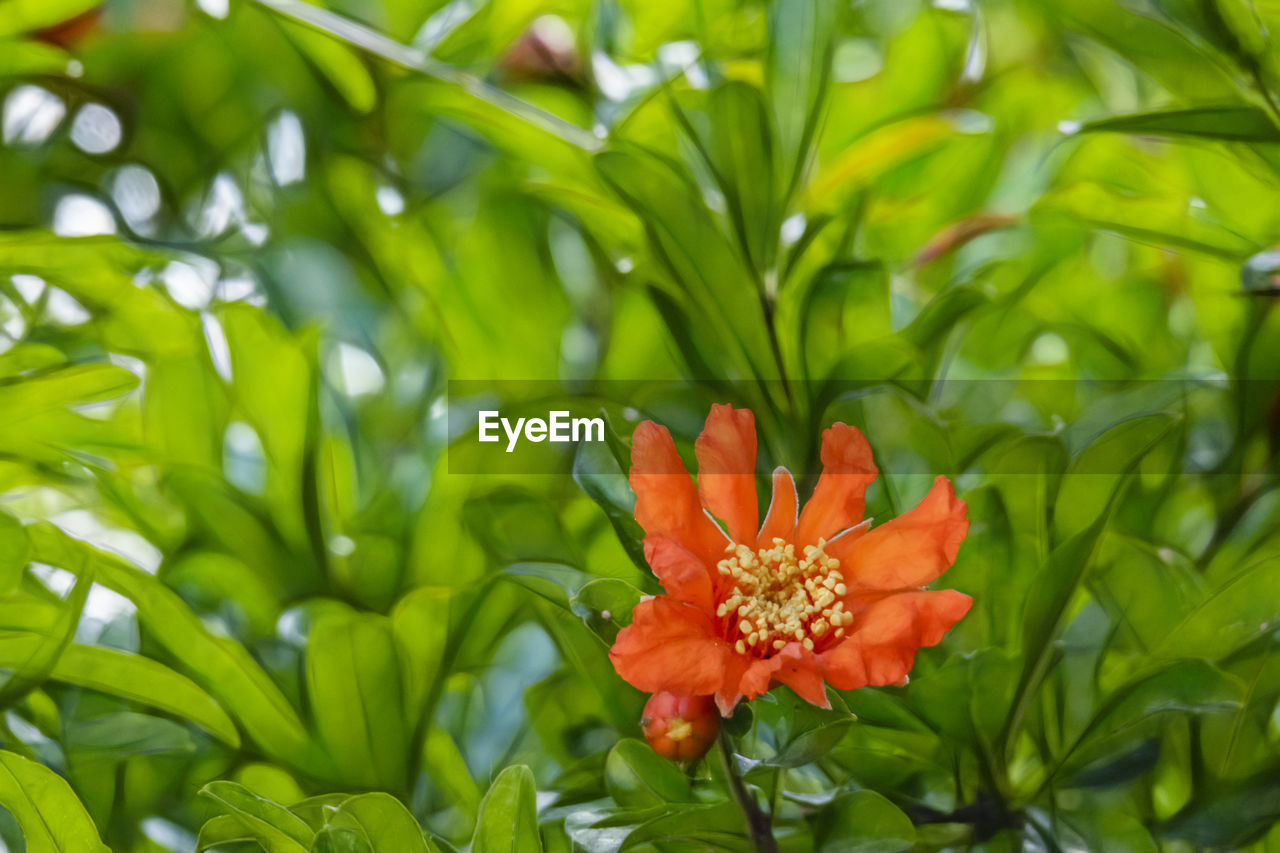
<box><xmin>641</xmin><ymin>692</ymin><xmax>718</xmax><ymax>762</ymax></box>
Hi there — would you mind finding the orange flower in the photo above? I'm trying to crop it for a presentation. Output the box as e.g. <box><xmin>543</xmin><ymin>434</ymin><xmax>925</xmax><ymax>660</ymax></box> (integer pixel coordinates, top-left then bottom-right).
<box><xmin>609</xmin><ymin>405</ymin><xmax>972</xmax><ymax>716</ymax></box>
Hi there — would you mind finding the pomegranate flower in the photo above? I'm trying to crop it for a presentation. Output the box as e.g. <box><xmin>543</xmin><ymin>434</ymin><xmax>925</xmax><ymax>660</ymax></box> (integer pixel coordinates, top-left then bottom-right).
<box><xmin>610</xmin><ymin>405</ymin><xmax>972</xmax><ymax>716</ymax></box>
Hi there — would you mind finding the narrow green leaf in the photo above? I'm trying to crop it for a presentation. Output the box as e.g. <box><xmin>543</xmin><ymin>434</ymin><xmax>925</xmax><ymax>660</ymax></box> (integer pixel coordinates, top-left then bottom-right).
<box><xmin>1156</xmin><ymin>558</ymin><xmax>1280</xmax><ymax>660</ymax></box>
<box><xmin>0</xmin><ymin>512</ymin><xmax>27</xmax><ymax>592</ymax></box>
<box><xmin>196</xmin><ymin>814</ymin><xmax>256</xmax><ymax>851</ymax></box>
<box><xmin>706</xmin><ymin>82</ymin><xmax>779</xmax><ymax>273</ymax></box>
<box><xmin>1078</xmin><ymin>106</ymin><xmax>1280</xmax><ymax>142</ymax></box>
<box><xmin>1054</xmin><ymin>413</ymin><xmax>1177</xmax><ymax>540</ymax></box>
<box><xmin>471</xmin><ymin>765</ymin><xmax>543</xmax><ymax>853</ymax></box>
<box><xmin>1055</xmin><ymin>660</ymin><xmax>1243</xmax><ymax>782</ymax></box>
<box><xmin>281</xmin><ymin>23</ymin><xmax>378</xmax><ymax>113</ymax></box>
<box><xmin>200</xmin><ymin>781</ymin><xmax>314</xmax><ymax>853</ymax></box>
<box><xmin>391</xmin><ymin>587</ymin><xmax>451</xmax><ymax>728</ymax></box>
<box><xmin>27</xmin><ymin>525</ymin><xmax>312</xmax><ymax>769</ymax></box>
<box><xmin>51</xmin><ymin>645</ymin><xmax>240</xmax><ymax>747</ymax></box>
<box><xmin>305</xmin><ymin>612</ymin><xmax>408</xmax><ymax>790</ymax></box>
<box><xmin>0</xmin><ymin>750</ymin><xmax>108</xmax><ymax>852</ymax></box>
<box><xmin>617</xmin><ymin>801</ymin><xmax>746</xmax><ymax>851</ymax></box>
<box><xmin>768</xmin><ymin>0</ymin><xmax>839</xmax><ymax>196</ymax></box>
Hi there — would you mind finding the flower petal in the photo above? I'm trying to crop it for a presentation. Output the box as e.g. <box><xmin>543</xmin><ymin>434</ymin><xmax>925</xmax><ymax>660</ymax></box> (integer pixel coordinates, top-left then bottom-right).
<box><xmin>795</xmin><ymin>423</ymin><xmax>878</xmax><ymax>547</ymax></box>
<box><xmin>695</xmin><ymin>404</ymin><xmax>759</xmax><ymax>544</ymax></box>
<box><xmin>610</xmin><ymin>597</ymin><xmax>730</xmax><ymax>696</ymax></box>
<box><xmin>756</xmin><ymin>467</ymin><xmax>798</xmax><ymax>548</ymax></box>
<box><xmin>725</xmin><ymin>645</ymin><xmax>830</xmax><ymax>709</ymax></box>
<box><xmin>771</xmin><ymin>647</ymin><xmax>830</xmax><ymax>708</ymax></box>
<box><xmin>631</xmin><ymin>420</ymin><xmax>729</xmax><ymax>564</ymax></box>
<box><xmin>644</xmin><ymin>535</ymin><xmax>715</xmax><ymax>610</ymax></box>
<box><xmin>832</xmin><ymin>476</ymin><xmax>968</xmax><ymax>590</ymax></box>
<box><xmin>714</xmin><ymin>654</ymin><xmax>753</xmax><ymax>716</ymax></box>
<box><xmin>818</xmin><ymin>589</ymin><xmax>972</xmax><ymax>690</ymax></box>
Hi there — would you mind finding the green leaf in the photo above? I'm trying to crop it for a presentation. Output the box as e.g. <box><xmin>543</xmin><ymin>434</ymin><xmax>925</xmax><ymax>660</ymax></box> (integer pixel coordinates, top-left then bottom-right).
<box><xmin>421</xmin><ymin>729</ymin><xmax>481</xmax><ymax>820</ymax></box>
<box><xmin>0</xmin><ymin>363</ymin><xmax>140</xmax><ymax>464</ymax></box>
<box><xmin>617</xmin><ymin>801</ymin><xmax>748</xmax><ymax>851</ymax></box>
<box><xmin>1162</xmin><ymin>771</ymin><xmax>1280</xmax><ymax>848</ymax></box>
<box><xmin>570</xmin><ymin>578</ymin><xmax>644</xmax><ymax>644</ymax></box>
<box><xmin>795</xmin><ymin>261</ymin><xmax>892</xmax><ymax>382</ymax></box>
<box><xmin>471</xmin><ymin>765</ymin><xmax>543</xmax><ymax>853</ymax></box>
<box><xmin>751</xmin><ymin>687</ymin><xmax>856</xmax><ymax>768</ymax></box>
<box><xmin>1054</xmin><ymin>413</ymin><xmax>1177</xmax><ymax>540</ymax></box>
<box><xmin>595</xmin><ymin>148</ymin><xmax>778</xmax><ymax>384</ymax></box>
<box><xmin>0</xmin><ymin>513</ymin><xmax>27</xmax><ymax>592</ymax></box>
<box><xmin>0</xmin><ymin>39</ymin><xmax>71</xmax><ymax>75</ymax></box>
<box><xmin>812</xmin><ymin>790</ymin><xmax>916</xmax><ymax>853</ymax></box>
<box><xmin>316</xmin><ymin>793</ymin><xmax>435</xmax><ymax>853</ymax></box>
<box><xmin>1056</xmin><ymin>660</ymin><xmax>1243</xmax><ymax>781</ymax></box>
<box><xmin>604</xmin><ymin>739</ymin><xmax>694</xmax><ymax>808</ymax></box>
<box><xmin>305</xmin><ymin>612</ymin><xmax>408</xmax><ymax>790</ymax></box>
<box><xmin>27</xmin><ymin>525</ymin><xmax>312</xmax><ymax>769</ymax></box>
<box><xmin>220</xmin><ymin>305</ymin><xmax>316</xmax><ymax>553</ymax></box>
<box><xmin>1155</xmin><ymin>557</ymin><xmax>1280</xmax><ymax>660</ymax></box>
<box><xmin>197</xmin><ymin>814</ymin><xmax>256</xmax><ymax>851</ymax></box>
<box><xmin>200</xmin><ymin>781</ymin><xmax>314</xmax><ymax>853</ymax></box>
<box><xmin>706</xmin><ymin>82</ymin><xmax>779</xmax><ymax>273</ymax></box>
<box><xmin>281</xmin><ymin>23</ymin><xmax>378</xmax><ymax>114</ymax></box>
<box><xmin>1078</xmin><ymin>106</ymin><xmax>1280</xmax><ymax>142</ymax></box>
<box><xmin>0</xmin><ymin>750</ymin><xmax>108</xmax><ymax>852</ymax></box>
<box><xmin>390</xmin><ymin>587</ymin><xmax>451</xmax><ymax>728</ymax></box>
<box><xmin>769</xmin><ymin>716</ymin><xmax>854</xmax><ymax>768</ymax></box>
<box><xmin>464</xmin><ymin>487</ymin><xmax>579</xmax><ymax>566</ymax></box>
<box><xmin>806</xmin><ymin>115</ymin><xmax>962</xmax><ymax>210</ymax></box>
<box><xmin>251</xmin><ymin>0</ymin><xmax>600</xmax><ymax>154</ymax></box>
<box><xmin>572</xmin><ymin>435</ymin><xmax>646</xmax><ymax>573</ymax></box>
<box><xmin>51</xmin><ymin>645</ymin><xmax>240</xmax><ymax>746</ymax></box>
<box><xmin>768</xmin><ymin>0</ymin><xmax>839</xmax><ymax>196</ymax></box>
<box><xmin>1004</xmin><ymin>518</ymin><xmax>1108</xmax><ymax>752</ymax></box>
<box><xmin>65</xmin><ymin>712</ymin><xmax>195</xmax><ymax>757</ymax></box>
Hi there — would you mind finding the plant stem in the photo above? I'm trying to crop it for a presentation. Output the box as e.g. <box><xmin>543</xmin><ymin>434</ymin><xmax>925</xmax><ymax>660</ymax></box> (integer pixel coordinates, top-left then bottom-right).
<box><xmin>718</xmin><ymin>729</ymin><xmax>779</xmax><ymax>853</ymax></box>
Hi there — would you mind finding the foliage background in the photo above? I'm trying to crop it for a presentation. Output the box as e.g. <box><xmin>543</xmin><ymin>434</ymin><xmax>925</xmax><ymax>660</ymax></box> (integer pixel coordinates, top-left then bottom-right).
<box><xmin>1</xmin><ymin>0</ymin><xmax>1280</xmax><ymax>849</ymax></box>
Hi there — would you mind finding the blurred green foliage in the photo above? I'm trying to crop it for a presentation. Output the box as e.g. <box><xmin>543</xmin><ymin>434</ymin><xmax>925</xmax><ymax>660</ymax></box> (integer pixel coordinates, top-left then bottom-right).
<box><xmin>1</xmin><ymin>0</ymin><xmax>1280</xmax><ymax>850</ymax></box>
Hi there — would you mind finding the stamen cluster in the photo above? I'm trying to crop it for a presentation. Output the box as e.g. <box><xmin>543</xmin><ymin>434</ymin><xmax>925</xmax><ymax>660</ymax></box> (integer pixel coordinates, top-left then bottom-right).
<box><xmin>715</xmin><ymin>538</ymin><xmax>854</xmax><ymax>656</ymax></box>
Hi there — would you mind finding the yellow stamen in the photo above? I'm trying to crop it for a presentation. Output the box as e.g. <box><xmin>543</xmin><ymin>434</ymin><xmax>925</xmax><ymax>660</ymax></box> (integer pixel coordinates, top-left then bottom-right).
<box><xmin>667</xmin><ymin>718</ymin><xmax>692</xmax><ymax>741</ymax></box>
<box><xmin>714</xmin><ymin>538</ymin><xmax>853</xmax><ymax>658</ymax></box>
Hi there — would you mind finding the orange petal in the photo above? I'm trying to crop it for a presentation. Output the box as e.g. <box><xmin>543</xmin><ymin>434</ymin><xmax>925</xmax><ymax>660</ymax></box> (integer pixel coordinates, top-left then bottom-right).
<box><xmin>756</xmin><ymin>467</ymin><xmax>798</xmax><ymax>547</ymax></box>
<box><xmin>726</xmin><ymin>644</ymin><xmax>830</xmax><ymax>709</ymax></box>
<box><xmin>630</xmin><ymin>421</ymin><xmax>729</xmax><ymax>564</ymax></box>
<box><xmin>695</xmin><ymin>405</ymin><xmax>759</xmax><ymax>544</ymax></box>
<box><xmin>644</xmin><ymin>535</ymin><xmax>714</xmax><ymax>610</ymax></box>
<box><xmin>795</xmin><ymin>423</ymin><xmax>878</xmax><ymax>547</ymax></box>
<box><xmin>832</xmin><ymin>476</ymin><xmax>968</xmax><ymax>590</ymax></box>
<box><xmin>772</xmin><ymin>648</ymin><xmax>831</xmax><ymax>708</ymax></box>
<box><xmin>610</xmin><ymin>597</ymin><xmax>730</xmax><ymax>696</ymax></box>
<box><xmin>818</xmin><ymin>589</ymin><xmax>972</xmax><ymax>690</ymax></box>
<box><xmin>714</xmin><ymin>654</ymin><xmax>753</xmax><ymax>716</ymax></box>
<box><xmin>738</xmin><ymin>655</ymin><xmax>786</xmax><ymax>701</ymax></box>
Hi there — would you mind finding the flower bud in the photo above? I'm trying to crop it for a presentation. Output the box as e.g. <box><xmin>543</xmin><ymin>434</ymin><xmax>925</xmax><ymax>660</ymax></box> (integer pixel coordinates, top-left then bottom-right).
<box><xmin>641</xmin><ymin>692</ymin><xmax>718</xmax><ymax>762</ymax></box>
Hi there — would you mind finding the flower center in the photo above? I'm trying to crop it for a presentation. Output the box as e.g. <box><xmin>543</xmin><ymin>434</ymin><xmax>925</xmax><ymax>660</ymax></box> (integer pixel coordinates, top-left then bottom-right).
<box><xmin>665</xmin><ymin>718</ymin><xmax>693</xmax><ymax>741</ymax></box>
<box><xmin>714</xmin><ymin>538</ymin><xmax>853</xmax><ymax>656</ymax></box>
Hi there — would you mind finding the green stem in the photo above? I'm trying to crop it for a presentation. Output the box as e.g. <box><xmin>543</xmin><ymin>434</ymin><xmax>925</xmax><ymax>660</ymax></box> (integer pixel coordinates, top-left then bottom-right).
<box><xmin>718</xmin><ymin>729</ymin><xmax>779</xmax><ymax>853</ymax></box>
